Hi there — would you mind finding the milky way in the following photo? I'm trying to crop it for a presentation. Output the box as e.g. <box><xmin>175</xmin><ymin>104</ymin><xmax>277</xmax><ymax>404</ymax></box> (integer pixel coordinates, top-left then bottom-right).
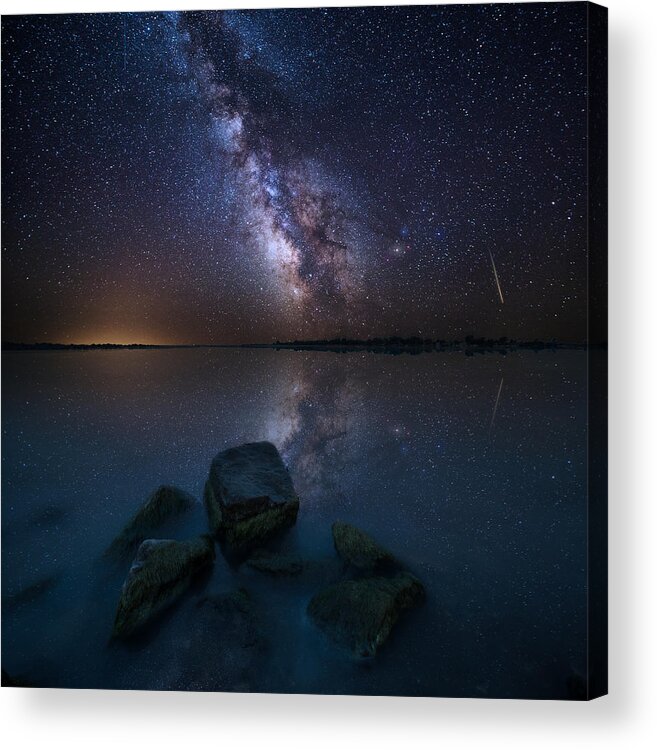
<box><xmin>175</xmin><ymin>11</ymin><xmax>368</xmax><ymax>324</ymax></box>
<box><xmin>2</xmin><ymin>4</ymin><xmax>589</xmax><ymax>343</ymax></box>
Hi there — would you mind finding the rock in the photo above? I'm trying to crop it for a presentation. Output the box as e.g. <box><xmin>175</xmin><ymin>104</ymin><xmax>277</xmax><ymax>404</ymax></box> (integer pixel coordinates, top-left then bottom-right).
<box><xmin>332</xmin><ymin>521</ymin><xmax>397</xmax><ymax>571</ymax></box>
<box><xmin>196</xmin><ymin>589</ymin><xmax>264</xmax><ymax>651</ymax></box>
<box><xmin>158</xmin><ymin>589</ymin><xmax>267</xmax><ymax>692</ymax></box>
<box><xmin>204</xmin><ymin>441</ymin><xmax>299</xmax><ymax>553</ymax></box>
<box><xmin>307</xmin><ymin>572</ymin><xmax>425</xmax><ymax>657</ymax></box>
<box><xmin>31</xmin><ymin>505</ymin><xmax>68</xmax><ymax>527</ymax></box>
<box><xmin>246</xmin><ymin>552</ymin><xmax>344</xmax><ymax>586</ymax></box>
<box><xmin>107</xmin><ymin>485</ymin><xmax>196</xmax><ymax>557</ymax></box>
<box><xmin>2</xmin><ymin>575</ymin><xmax>58</xmax><ymax>612</ymax></box>
<box><xmin>246</xmin><ymin>551</ymin><xmax>305</xmax><ymax>576</ymax></box>
<box><xmin>112</xmin><ymin>535</ymin><xmax>215</xmax><ymax>639</ymax></box>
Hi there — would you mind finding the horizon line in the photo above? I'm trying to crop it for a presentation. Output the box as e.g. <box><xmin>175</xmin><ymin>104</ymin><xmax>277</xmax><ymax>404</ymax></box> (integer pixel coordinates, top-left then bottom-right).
<box><xmin>2</xmin><ymin>336</ymin><xmax>588</xmax><ymax>349</ymax></box>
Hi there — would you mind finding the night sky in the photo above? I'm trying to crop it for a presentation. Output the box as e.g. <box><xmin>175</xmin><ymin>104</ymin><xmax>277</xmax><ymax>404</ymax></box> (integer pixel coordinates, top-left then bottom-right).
<box><xmin>2</xmin><ymin>4</ymin><xmax>588</xmax><ymax>345</ymax></box>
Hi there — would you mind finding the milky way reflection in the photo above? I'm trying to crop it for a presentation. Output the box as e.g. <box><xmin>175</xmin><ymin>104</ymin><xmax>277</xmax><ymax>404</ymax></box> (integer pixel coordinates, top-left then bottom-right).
<box><xmin>2</xmin><ymin>348</ymin><xmax>587</xmax><ymax>697</ymax></box>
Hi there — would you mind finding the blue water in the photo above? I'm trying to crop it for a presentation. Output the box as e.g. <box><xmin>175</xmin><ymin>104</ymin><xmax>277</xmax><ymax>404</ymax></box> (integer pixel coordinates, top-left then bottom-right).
<box><xmin>1</xmin><ymin>348</ymin><xmax>587</xmax><ymax>697</ymax></box>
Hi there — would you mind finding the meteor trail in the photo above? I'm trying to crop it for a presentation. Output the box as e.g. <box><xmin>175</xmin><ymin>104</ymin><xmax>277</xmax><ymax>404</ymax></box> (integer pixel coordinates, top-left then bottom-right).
<box><xmin>488</xmin><ymin>377</ymin><xmax>504</xmax><ymax>438</ymax></box>
<box><xmin>488</xmin><ymin>249</ymin><xmax>505</xmax><ymax>304</ymax></box>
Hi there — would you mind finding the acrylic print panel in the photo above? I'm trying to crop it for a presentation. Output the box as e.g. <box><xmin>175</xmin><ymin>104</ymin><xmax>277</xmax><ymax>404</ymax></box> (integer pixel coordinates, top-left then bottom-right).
<box><xmin>0</xmin><ymin>3</ymin><xmax>607</xmax><ymax>699</ymax></box>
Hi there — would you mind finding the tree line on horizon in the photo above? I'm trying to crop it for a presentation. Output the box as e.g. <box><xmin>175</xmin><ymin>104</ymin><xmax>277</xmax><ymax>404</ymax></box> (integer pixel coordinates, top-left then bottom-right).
<box><xmin>273</xmin><ymin>335</ymin><xmax>575</xmax><ymax>349</ymax></box>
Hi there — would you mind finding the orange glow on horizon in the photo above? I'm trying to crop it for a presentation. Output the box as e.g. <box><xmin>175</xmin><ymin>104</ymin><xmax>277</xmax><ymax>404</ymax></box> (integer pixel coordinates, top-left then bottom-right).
<box><xmin>62</xmin><ymin>328</ymin><xmax>186</xmax><ymax>347</ymax></box>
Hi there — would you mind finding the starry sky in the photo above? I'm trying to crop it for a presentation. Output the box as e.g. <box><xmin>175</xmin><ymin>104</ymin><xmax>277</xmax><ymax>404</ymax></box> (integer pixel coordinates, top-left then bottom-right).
<box><xmin>2</xmin><ymin>4</ymin><xmax>589</xmax><ymax>344</ymax></box>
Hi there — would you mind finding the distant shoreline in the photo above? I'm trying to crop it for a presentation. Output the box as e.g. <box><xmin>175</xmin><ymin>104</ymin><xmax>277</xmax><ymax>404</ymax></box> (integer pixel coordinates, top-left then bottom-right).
<box><xmin>2</xmin><ymin>338</ymin><xmax>592</xmax><ymax>354</ymax></box>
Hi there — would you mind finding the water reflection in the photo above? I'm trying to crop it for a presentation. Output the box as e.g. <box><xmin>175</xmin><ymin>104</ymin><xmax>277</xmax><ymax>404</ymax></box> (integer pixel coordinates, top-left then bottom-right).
<box><xmin>2</xmin><ymin>349</ymin><xmax>587</xmax><ymax>697</ymax></box>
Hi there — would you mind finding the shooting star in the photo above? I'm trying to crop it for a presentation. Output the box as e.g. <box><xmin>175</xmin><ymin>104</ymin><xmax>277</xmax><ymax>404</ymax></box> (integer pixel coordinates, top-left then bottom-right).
<box><xmin>488</xmin><ymin>249</ymin><xmax>505</xmax><ymax>304</ymax></box>
<box><xmin>488</xmin><ymin>377</ymin><xmax>504</xmax><ymax>438</ymax></box>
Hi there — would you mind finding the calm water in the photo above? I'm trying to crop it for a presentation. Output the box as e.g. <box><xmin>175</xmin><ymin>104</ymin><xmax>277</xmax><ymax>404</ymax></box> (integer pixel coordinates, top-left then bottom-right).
<box><xmin>1</xmin><ymin>348</ymin><xmax>587</xmax><ymax>697</ymax></box>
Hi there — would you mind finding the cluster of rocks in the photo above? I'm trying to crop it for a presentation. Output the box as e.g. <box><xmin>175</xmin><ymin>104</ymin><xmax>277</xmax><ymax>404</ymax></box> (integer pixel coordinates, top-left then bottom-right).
<box><xmin>308</xmin><ymin>522</ymin><xmax>425</xmax><ymax>657</ymax></box>
<box><xmin>108</xmin><ymin>440</ymin><xmax>424</xmax><ymax>660</ymax></box>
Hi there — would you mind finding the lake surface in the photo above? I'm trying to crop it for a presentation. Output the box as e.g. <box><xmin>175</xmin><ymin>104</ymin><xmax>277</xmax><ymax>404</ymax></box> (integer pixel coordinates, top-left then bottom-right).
<box><xmin>1</xmin><ymin>348</ymin><xmax>587</xmax><ymax>697</ymax></box>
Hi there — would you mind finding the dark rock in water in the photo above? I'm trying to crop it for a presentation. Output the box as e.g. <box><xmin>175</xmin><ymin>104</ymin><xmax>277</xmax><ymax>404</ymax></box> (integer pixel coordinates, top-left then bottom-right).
<box><xmin>332</xmin><ymin>521</ymin><xmax>397</xmax><ymax>571</ymax></box>
<box><xmin>246</xmin><ymin>551</ymin><xmax>306</xmax><ymax>576</ymax></box>
<box><xmin>159</xmin><ymin>589</ymin><xmax>267</xmax><ymax>692</ymax></box>
<box><xmin>308</xmin><ymin>573</ymin><xmax>425</xmax><ymax>657</ymax></box>
<box><xmin>31</xmin><ymin>505</ymin><xmax>68</xmax><ymax>527</ymax></box>
<box><xmin>106</xmin><ymin>485</ymin><xmax>196</xmax><ymax>558</ymax></box>
<box><xmin>113</xmin><ymin>535</ymin><xmax>215</xmax><ymax>639</ymax></box>
<box><xmin>204</xmin><ymin>441</ymin><xmax>299</xmax><ymax>553</ymax></box>
<box><xmin>2</xmin><ymin>575</ymin><xmax>58</xmax><ymax>612</ymax></box>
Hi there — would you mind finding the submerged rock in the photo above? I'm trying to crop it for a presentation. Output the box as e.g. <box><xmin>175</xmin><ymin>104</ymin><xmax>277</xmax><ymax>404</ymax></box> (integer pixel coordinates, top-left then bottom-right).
<box><xmin>204</xmin><ymin>441</ymin><xmax>299</xmax><ymax>553</ymax></box>
<box><xmin>188</xmin><ymin>589</ymin><xmax>267</xmax><ymax>692</ymax></box>
<box><xmin>107</xmin><ymin>485</ymin><xmax>196</xmax><ymax>558</ymax></box>
<box><xmin>246</xmin><ymin>551</ymin><xmax>306</xmax><ymax>576</ymax></box>
<box><xmin>31</xmin><ymin>505</ymin><xmax>69</xmax><ymax>528</ymax></box>
<box><xmin>154</xmin><ymin>589</ymin><xmax>267</xmax><ymax>692</ymax></box>
<box><xmin>112</xmin><ymin>535</ymin><xmax>215</xmax><ymax>639</ymax></box>
<box><xmin>2</xmin><ymin>575</ymin><xmax>58</xmax><ymax>612</ymax></box>
<box><xmin>307</xmin><ymin>572</ymin><xmax>425</xmax><ymax>657</ymax></box>
<box><xmin>332</xmin><ymin>521</ymin><xmax>397</xmax><ymax>571</ymax></box>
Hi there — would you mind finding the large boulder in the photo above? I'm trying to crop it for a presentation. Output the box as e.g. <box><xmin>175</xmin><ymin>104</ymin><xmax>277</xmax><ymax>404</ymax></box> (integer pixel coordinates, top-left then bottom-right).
<box><xmin>307</xmin><ymin>572</ymin><xmax>425</xmax><ymax>658</ymax></box>
<box><xmin>112</xmin><ymin>535</ymin><xmax>215</xmax><ymax>639</ymax></box>
<box><xmin>204</xmin><ymin>442</ymin><xmax>299</xmax><ymax>553</ymax></box>
<box><xmin>107</xmin><ymin>486</ymin><xmax>196</xmax><ymax>557</ymax></box>
<box><xmin>332</xmin><ymin>521</ymin><xmax>397</xmax><ymax>571</ymax></box>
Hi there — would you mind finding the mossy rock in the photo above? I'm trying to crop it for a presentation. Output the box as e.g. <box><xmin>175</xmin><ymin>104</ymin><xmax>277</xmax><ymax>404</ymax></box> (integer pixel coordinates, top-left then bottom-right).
<box><xmin>107</xmin><ymin>486</ymin><xmax>196</xmax><ymax>558</ymax></box>
<box><xmin>217</xmin><ymin>500</ymin><xmax>299</xmax><ymax>554</ymax></box>
<box><xmin>204</xmin><ymin>442</ymin><xmax>299</xmax><ymax>553</ymax></box>
<box><xmin>246</xmin><ymin>551</ymin><xmax>306</xmax><ymax>576</ymax></box>
<box><xmin>332</xmin><ymin>521</ymin><xmax>397</xmax><ymax>572</ymax></box>
<box><xmin>307</xmin><ymin>573</ymin><xmax>425</xmax><ymax>657</ymax></box>
<box><xmin>112</xmin><ymin>535</ymin><xmax>215</xmax><ymax>639</ymax></box>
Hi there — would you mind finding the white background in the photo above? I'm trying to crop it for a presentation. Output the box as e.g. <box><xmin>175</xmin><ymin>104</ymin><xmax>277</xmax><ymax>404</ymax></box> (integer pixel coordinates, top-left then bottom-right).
<box><xmin>0</xmin><ymin>0</ymin><xmax>655</xmax><ymax>747</ymax></box>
